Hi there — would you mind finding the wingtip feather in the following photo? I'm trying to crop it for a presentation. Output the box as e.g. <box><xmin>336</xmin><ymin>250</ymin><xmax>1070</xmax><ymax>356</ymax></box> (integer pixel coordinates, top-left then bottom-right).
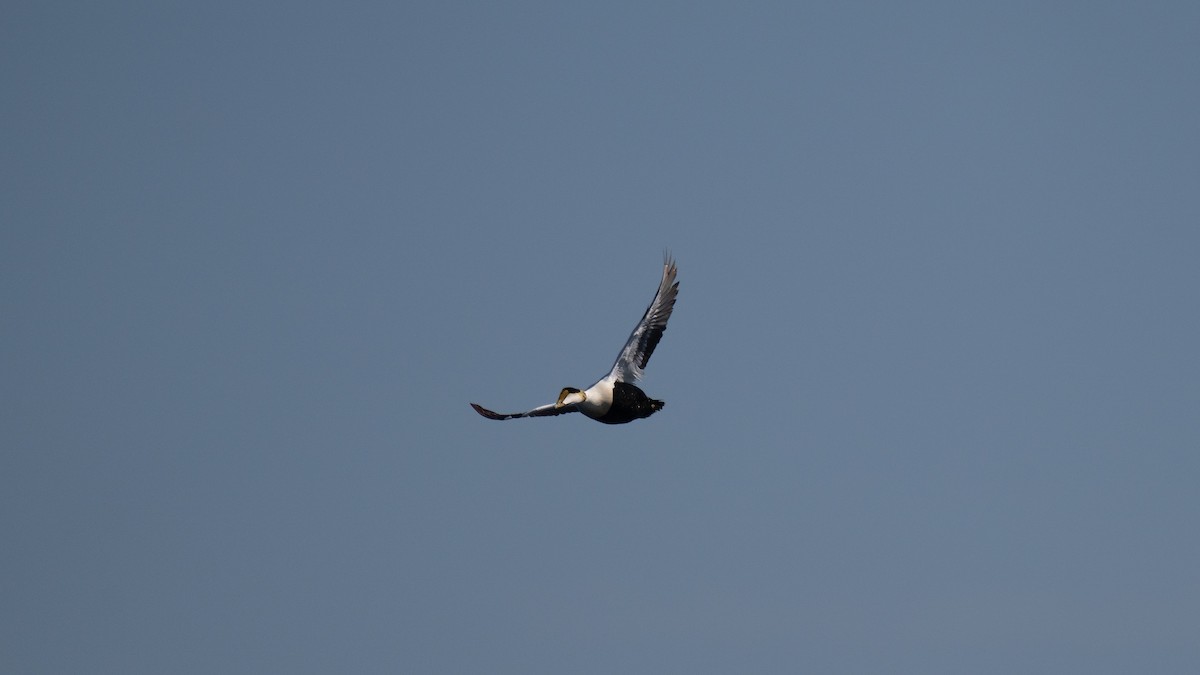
<box><xmin>471</xmin><ymin>403</ymin><xmax>506</xmax><ymax>420</ymax></box>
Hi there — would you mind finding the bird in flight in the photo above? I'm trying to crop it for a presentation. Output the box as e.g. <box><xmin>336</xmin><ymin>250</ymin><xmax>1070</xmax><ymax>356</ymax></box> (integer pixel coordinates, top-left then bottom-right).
<box><xmin>471</xmin><ymin>254</ymin><xmax>679</xmax><ymax>424</ymax></box>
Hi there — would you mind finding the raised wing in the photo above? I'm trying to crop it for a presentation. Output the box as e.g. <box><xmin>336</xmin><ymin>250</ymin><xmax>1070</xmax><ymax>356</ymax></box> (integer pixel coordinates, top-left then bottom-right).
<box><xmin>607</xmin><ymin>253</ymin><xmax>679</xmax><ymax>383</ymax></box>
<box><xmin>470</xmin><ymin>402</ymin><xmax>578</xmax><ymax>421</ymax></box>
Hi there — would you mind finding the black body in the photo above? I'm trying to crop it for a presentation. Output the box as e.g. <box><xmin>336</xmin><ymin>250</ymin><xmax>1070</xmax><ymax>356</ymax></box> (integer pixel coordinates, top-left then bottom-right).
<box><xmin>594</xmin><ymin>381</ymin><xmax>665</xmax><ymax>425</ymax></box>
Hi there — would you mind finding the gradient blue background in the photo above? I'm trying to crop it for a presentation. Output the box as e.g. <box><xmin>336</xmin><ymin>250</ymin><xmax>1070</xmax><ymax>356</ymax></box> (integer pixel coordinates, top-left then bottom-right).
<box><xmin>3</xmin><ymin>2</ymin><xmax>1199</xmax><ymax>673</ymax></box>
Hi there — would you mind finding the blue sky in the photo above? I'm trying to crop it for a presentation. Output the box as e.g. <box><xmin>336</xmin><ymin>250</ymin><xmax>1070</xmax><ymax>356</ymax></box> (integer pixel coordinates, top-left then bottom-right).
<box><xmin>3</xmin><ymin>2</ymin><xmax>1199</xmax><ymax>673</ymax></box>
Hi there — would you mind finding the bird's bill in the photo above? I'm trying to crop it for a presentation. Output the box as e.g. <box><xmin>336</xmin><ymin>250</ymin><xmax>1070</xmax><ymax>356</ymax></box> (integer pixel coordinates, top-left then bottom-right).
<box><xmin>556</xmin><ymin>387</ymin><xmax>586</xmax><ymax>408</ymax></box>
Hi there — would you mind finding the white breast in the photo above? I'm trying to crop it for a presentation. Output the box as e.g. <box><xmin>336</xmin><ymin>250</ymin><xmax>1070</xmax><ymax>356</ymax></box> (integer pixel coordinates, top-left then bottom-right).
<box><xmin>578</xmin><ymin>378</ymin><xmax>614</xmax><ymax>419</ymax></box>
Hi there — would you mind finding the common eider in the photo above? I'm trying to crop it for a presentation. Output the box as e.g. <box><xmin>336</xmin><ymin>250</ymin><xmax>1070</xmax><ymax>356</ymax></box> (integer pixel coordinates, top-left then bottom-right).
<box><xmin>470</xmin><ymin>254</ymin><xmax>679</xmax><ymax>425</ymax></box>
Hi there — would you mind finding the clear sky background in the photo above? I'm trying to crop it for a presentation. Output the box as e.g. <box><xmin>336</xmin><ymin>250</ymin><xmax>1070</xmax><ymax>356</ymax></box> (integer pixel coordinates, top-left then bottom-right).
<box><xmin>3</xmin><ymin>2</ymin><xmax>1199</xmax><ymax>673</ymax></box>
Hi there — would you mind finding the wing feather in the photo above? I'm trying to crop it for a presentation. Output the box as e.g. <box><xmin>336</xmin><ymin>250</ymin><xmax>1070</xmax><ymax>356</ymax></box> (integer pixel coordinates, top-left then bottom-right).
<box><xmin>607</xmin><ymin>253</ymin><xmax>679</xmax><ymax>382</ymax></box>
<box><xmin>470</xmin><ymin>402</ymin><xmax>578</xmax><ymax>421</ymax></box>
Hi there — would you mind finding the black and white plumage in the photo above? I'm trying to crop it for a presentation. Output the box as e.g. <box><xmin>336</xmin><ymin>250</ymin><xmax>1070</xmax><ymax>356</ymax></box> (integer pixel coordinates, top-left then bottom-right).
<box><xmin>470</xmin><ymin>254</ymin><xmax>679</xmax><ymax>425</ymax></box>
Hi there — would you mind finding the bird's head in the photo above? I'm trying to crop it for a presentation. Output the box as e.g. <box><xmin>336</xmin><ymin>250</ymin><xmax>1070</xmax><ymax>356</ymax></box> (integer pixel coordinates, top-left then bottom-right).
<box><xmin>556</xmin><ymin>387</ymin><xmax>586</xmax><ymax>408</ymax></box>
